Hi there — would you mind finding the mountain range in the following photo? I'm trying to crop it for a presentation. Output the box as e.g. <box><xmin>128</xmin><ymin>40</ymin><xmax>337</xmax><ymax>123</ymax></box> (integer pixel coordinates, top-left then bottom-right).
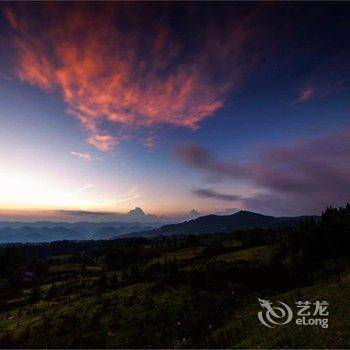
<box><xmin>0</xmin><ymin>221</ymin><xmax>155</xmax><ymax>243</ymax></box>
<box><xmin>0</xmin><ymin>210</ymin><xmax>319</xmax><ymax>243</ymax></box>
<box><xmin>122</xmin><ymin>210</ymin><xmax>319</xmax><ymax>237</ymax></box>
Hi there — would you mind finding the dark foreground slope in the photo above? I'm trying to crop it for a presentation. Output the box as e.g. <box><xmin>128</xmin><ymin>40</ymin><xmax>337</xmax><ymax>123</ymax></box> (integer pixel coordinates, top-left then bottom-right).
<box><xmin>0</xmin><ymin>204</ymin><xmax>348</xmax><ymax>348</ymax></box>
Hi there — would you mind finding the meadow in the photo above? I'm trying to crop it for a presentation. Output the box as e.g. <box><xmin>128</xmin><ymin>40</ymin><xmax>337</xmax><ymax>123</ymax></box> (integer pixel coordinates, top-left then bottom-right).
<box><xmin>0</xmin><ymin>205</ymin><xmax>349</xmax><ymax>348</ymax></box>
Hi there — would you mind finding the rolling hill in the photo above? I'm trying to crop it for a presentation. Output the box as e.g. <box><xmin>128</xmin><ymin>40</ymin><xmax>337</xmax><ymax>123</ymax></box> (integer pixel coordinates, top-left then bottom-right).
<box><xmin>123</xmin><ymin>210</ymin><xmax>319</xmax><ymax>237</ymax></box>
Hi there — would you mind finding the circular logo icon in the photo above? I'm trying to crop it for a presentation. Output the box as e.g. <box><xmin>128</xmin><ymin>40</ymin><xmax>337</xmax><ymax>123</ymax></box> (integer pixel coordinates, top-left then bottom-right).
<box><xmin>258</xmin><ymin>298</ymin><xmax>293</xmax><ymax>328</ymax></box>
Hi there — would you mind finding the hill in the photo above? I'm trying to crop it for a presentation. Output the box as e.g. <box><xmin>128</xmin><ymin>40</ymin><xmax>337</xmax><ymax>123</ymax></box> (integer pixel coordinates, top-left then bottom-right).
<box><xmin>124</xmin><ymin>210</ymin><xmax>319</xmax><ymax>237</ymax></box>
<box><xmin>0</xmin><ymin>226</ymin><xmax>89</xmax><ymax>243</ymax></box>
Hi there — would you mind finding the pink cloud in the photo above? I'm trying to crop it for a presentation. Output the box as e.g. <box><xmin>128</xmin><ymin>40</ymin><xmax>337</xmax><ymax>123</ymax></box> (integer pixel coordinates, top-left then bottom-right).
<box><xmin>4</xmin><ymin>4</ymin><xmax>260</xmax><ymax>151</ymax></box>
<box><xmin>296</xmin><ymin>80</ymin><xmax>339</xmax><ymax>103</ymax></box>
<box><xmin>86</xmin><ymin>133</ymin><xmax>119</xmax><ymax>152</ymax></box>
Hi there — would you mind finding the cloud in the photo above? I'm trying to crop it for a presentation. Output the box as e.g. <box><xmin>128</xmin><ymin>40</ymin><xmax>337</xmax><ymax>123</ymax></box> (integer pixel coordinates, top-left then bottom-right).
<box><xmin>98</xmin><ymin>193</ymin><xmax>140</xmax><ymax>207</ymax></box>
<box><xmin>70</xmin><ymin>151</ymin><xmax>93</xmax><ymax>162</ymax></box>
<box><xmin>76</xmin><ymin>184</ymin><xmax>93</xmax><ymax>192</ymax></box>
<box><xmin>58</xmin><ymin>206</ymin><xmax>163</xmax><ymax>223</ymax></box>
<box><xmin>298</xmin><ymin>86</ymin><xmax>315</xmax><ymax>102</ymax></box>
<box><xmin>193</xmin><ymin>188</ymin><xmax>242</xmax><ymax>202</ymax></box>
<box><xmin>142</xmin><ymin>136</ymin><xmax>157</xmax><ymax>150</ymax></box>
<box><xmin>86</xmin><ymin>134</ymin><xmax>119</xmax><ymax>152</ymax></box>
<box><xmin>175</xmin><ymin>128</ymin><xmax>350</xmax><ymax>214</ymax></box>
<box><xmin>296</xmin><ymin>82</ymin><xmax>336</xmax><ymax>103</ymax></box>
<box><xmin>4</xmin><ymin>4</ymin><xmax>261</xmax><ymax>151</ymax></box>
<box><xmin>175</xmin><ymin>142</ymin><xmax>249</xmax><ymax>179</ymax></box>
<box><xmin>295</xmin><ymin>55</ymin><xmax>348</xmax><ymax>103</ymax></box>
<box><xmin>58</xmin><ymin>210</ymin><xmax>110</xmax><ymax>217</ymax></box>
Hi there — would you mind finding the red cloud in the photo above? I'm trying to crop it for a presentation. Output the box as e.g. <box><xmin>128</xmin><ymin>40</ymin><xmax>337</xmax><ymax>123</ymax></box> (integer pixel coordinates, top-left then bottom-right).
<box><xmin>4</xmin><ymin>4</ymin><xmax>259</xmax><ymax>151</ymax></box>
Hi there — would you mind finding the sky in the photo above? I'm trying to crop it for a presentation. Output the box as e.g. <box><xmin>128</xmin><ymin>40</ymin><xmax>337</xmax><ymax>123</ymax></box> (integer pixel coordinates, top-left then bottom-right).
<box><xmin>0</xmin><ymin>2</ymin><xmax>349</xmax><ymax>221</ymax></box>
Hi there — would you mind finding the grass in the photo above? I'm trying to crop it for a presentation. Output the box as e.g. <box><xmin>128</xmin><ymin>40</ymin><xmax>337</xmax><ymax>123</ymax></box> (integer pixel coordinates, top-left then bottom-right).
<box><xmin>48</xmin><ymin>255</ymin><xmax>73</xmax><ymax>261</ymax></box>
<box><xmin>1</xmin><ymin>243</ymin><xmax>349</xmax><ymax>348</ymax></box>
<box><xmin>3</xmin><ymin>269</ymin><xmax>349</xmax><ymax>348</ymax></box>
<box><xmin>212</xmin><ymin>245</ymin><xmax>274</xmax><ymax>263</ymax></box>
<box><xmin>49</xmin><ymin>264</ymin><xmax>103</xmax><ymax>273</ymax></box>
<box><xmin>207</xmin><ymin>266</ymin><xmax>350</xmax><ymax>348</ymax></box>
<box><xmin>49</xmin><ymin>263</ymin><xmax>82</xmax><ymax>273</ymax></box>
<box><xmin>152</xmin><ymin>247</ymin><xmax>204</xmax><ymax>264</ymax></box>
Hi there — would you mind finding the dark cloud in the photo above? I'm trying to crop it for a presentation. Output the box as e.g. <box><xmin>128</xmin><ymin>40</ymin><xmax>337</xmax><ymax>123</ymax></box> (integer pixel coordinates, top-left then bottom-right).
<box><xmin>175</xmin><ymin>128</ymin><xmax>350</xmax><ymax>215</ymax></box>
<box><xmin>175</xmin><ymin>142</ymin><xmax>249</xmax><ymax>181</ymax></box>
<box><xmin>193</xmin><ymin>189</ymin><xmax>242</xmax><ymax>202</ymax></box>
<box><xmin>58</xmin><ymin>210</ymin><xmax>111</xmax><ymax>217</ymax></box>
<box><xmin>57</xmin><ymin>207</ymin><xmax>164</xmax><ymax>223</ymax></box>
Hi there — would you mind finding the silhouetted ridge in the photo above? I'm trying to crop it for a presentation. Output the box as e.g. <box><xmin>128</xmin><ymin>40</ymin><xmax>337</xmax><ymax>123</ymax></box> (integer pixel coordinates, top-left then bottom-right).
<box><xmin>125</xmin><ymin>210</ymin><xmax>318</xmax><ymax>237</ymax></box>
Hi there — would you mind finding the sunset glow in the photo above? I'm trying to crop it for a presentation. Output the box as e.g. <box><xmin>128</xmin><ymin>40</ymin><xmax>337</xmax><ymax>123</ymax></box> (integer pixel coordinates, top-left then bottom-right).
<box><xmin>0</xmin><ymin>2</ymin><xmax>349</xmax><ymax>221</ymax></box>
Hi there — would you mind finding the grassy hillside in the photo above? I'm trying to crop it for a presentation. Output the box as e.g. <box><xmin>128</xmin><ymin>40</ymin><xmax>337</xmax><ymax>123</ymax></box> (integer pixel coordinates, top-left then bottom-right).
<box><xmin>0</xmin><ymin>248</ymin><xmax>349</xmax><ymax>348</ymax></box>
<box><xmin>208</xmin><ymin>266</ymin><xmax>350</xmax><ymax>348</ymax></box>
<box><xmin>0</xmin><ymin>205</ymin><xmax>349</xmax><ymax>348</ymax></box>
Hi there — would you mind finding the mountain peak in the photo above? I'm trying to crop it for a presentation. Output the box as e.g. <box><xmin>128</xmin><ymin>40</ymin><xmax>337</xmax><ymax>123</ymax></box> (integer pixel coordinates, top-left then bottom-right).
<box><xmin>233</xmin><ymin>210</ymin><xmax>270</xmax><ymax>217</ymax></box>
<box><xmin>128</xmin><ymin>207</ymin><xmax>146</xmax><ymax>216</ymax></box>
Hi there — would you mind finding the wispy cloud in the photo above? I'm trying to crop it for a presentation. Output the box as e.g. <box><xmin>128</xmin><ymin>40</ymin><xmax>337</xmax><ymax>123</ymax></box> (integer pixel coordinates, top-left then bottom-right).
<box><xmin>86</xmin><ymin>134</ymin><xmax>119</xmax><ymax>152</ymax></box>
<box><xmin>175</xmin><ymin>128</ymin><xmax>350</xmax><ymax>215</ymax></box>
<box><xmin>295</xmin><ymin>55</ymin><xmax>347</xmax><ymax>103</ymax></box>
<box><xmin>4</xmin><ymin>4</ymin><xmax>262</xmax><ymax>151</ymax></box>
<box><xmin>98</xmin><ymin>187</ymin><xmax>141</xmax><ymax>207</ymax></box>
<box><xmin>142</xmin><ymin>136</ymin><xmax>157</xmax><ymax>150</ymax></box>
<box><xmin>58</xmin><ymin>209</ymin><xmax>111</xmax><ymax>217</ymax></box>
<box><xmin>296</xmin><ymin>82</ymin><xmax>334</xmax><ymax>103</ymax></box>
<box><xmin>298</xmin><ymin>86</ymin><xmax>315</xmax><ymax>102</ymax></box>
<box><xmin>70</xmin><ymin>151</ymin><xmax>93</xmax><ymax>162</ymax></box>
<box><xmin>193</xmin><ymin>188</ymin><xmax>242</xmax><ymax>202</ymax></box>
<box><xmin>76</xmin><ymin>184</ymin><xmax>93</xmax><ymax>192</ymax></box>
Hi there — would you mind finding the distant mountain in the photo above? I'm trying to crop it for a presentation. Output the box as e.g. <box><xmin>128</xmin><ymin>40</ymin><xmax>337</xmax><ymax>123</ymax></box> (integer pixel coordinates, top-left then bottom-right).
<box><xmin>0</xmin><ymin>221</ymin><xmax>161</xmax><ymax>231</ymax></box>
<box><xmin>92</xmin><ymin>227</ymin><xmax>121</xmax><ymax>240</ymax></box>
<box><xmin>92</xmin><ymin>225</ymin><xmax>153</xmax><ymax>240</ymax></box>
<box><xmin>123</xmin><ymin>210</ymin><xmax>319</xmax><ymax>237</ymax></box>
<box><xmin>0</xmin><ymin>226</ymin><xmax>88</xmax><ymax>243</ymax></box>
<box><xmin>0</xmin><ymin>211</ymin><xmax>319</xmax><ymax>243</ymax></box>
<box><xmin>0</xmin><ymin>221</ymin><xmax>157</xmax><ymax>243</ymax></box>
